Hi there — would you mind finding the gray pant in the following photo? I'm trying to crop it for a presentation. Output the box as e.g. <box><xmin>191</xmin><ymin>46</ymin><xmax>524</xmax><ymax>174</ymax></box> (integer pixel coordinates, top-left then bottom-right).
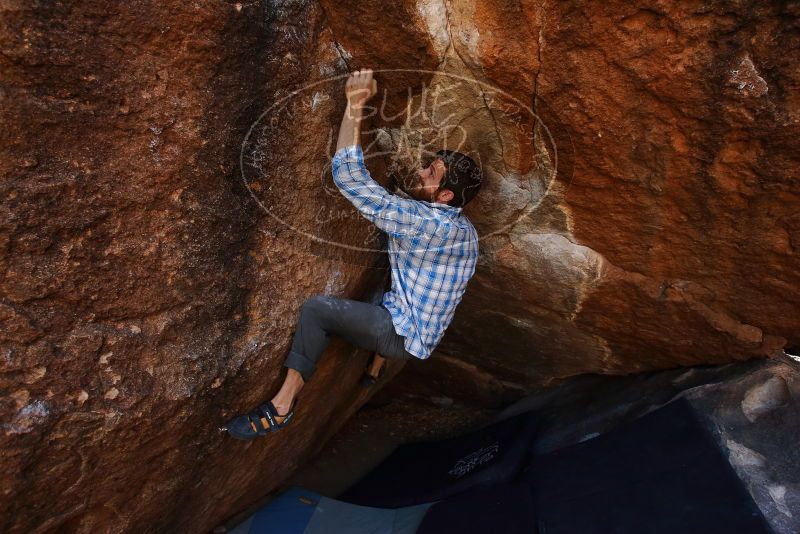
<box><xmin>284</xmin><ymin>294</ymin><xmax>415</xmax><ymax>382</ymax></box>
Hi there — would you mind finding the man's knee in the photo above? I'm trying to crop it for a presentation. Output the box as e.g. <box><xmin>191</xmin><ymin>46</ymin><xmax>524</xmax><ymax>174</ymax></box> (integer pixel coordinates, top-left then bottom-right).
<box><xmin>300</xmin><ymin>294</ymin><xmax>333</xmax><ymax>320</ymax></box>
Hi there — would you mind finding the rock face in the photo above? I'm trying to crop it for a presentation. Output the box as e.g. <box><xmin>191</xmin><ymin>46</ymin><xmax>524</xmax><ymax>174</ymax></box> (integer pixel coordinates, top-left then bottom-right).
<box><xmin>1</xmin><ymin>1</ymin><xmax>394</xmax><ymax>531</ymax></box>
<box><xmin>1</xmin><ymin>0</ymin><xmax>798</xmax><ymax>532</ymax></box>
<box><xmin>428</xmin><ymin>0</ymin><xmax>800</xmax><ymax>386</ymax></box>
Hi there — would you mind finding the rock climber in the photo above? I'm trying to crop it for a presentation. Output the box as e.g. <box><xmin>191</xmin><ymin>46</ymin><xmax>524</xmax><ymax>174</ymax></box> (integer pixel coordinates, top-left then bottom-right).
<box><xmin>224</xmin><ymin>68</ymin><xmax>482</xmax><ymax>440</ymax></box>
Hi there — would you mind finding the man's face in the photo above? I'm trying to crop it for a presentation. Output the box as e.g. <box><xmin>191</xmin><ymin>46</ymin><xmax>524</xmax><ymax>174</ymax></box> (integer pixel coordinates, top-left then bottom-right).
<box><xmin>398</xmin><ymin>157</ymin><xmax>450</xmax><ymax>204</ymax></box>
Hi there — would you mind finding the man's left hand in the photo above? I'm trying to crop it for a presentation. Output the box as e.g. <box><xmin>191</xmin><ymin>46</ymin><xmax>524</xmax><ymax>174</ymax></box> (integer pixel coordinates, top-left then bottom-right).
<box><xmin>346</xmin><ymin>68</ymin><xmax>377</xmax><ymax>108</ymax></box>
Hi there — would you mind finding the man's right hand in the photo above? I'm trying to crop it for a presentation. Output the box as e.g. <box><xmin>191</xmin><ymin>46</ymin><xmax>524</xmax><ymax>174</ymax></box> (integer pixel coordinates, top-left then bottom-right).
<box><xmin>346</xmin><ymin>68</ymin><xmax>377</xmax><ymax>108</ymax></box>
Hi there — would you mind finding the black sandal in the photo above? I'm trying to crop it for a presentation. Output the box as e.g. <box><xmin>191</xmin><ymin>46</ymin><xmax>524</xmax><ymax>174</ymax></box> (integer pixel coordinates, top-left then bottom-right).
<box><xmin>223</xmin><ymin>400</ymin><xmax>296</xmax><ymax>441</ymax></box>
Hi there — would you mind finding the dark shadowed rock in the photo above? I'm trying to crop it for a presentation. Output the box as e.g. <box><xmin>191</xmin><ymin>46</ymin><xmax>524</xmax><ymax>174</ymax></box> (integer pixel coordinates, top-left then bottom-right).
<box><xmin>491</xmin><ymin>355</ymin><xmax>800</xmax><ymax>534</ymax></box>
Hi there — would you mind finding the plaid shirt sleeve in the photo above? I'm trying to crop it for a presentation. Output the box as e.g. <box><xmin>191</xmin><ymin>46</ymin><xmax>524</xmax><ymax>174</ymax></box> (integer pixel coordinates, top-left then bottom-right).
<box><xmin>331</xmin><ymin>144</ymin><xmax>430</xmax><ymax>239</ymax></box>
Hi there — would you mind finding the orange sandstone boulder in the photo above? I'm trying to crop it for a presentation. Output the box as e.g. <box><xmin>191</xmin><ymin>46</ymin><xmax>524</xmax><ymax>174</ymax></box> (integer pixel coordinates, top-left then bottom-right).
<box><xmin>1</xmin><ymin>0</ymin><xmax>798</xmax><ymax>532</ymax></box>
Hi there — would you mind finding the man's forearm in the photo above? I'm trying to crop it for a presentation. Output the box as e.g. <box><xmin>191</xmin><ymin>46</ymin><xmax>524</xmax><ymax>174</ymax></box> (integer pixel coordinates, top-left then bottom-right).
<box><xmin>336</xmin><ymin>69</ymin><xmax>375</xmax><ymax>150</ymax></box>
<box><xmin>336</xmin><ymin>101</ymin><xmax>364</xmax><ymax>151</ymax></box>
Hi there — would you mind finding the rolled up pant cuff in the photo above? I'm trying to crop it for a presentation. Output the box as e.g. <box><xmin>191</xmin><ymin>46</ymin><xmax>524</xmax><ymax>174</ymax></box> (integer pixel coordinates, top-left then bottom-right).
<box><xmin>284</xmin><ymin>350</ymin><xmax>315</xmax><ymax>382</ymax></box>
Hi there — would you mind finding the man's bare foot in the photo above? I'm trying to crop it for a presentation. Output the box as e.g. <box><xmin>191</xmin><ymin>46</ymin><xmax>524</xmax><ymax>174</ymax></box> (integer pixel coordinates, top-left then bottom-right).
<box><xmin>366</xmin><ymin>352</ymin><xmax>386</xmax><ymax>379</ymax></box>
<box><xmin>253</xmin><ymin>368</ymin><xmax>304</xmax><ymax>431</ymax></box>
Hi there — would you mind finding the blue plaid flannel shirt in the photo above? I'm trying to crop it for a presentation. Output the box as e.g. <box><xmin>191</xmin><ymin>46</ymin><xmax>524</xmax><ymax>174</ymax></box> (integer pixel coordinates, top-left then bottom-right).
<box><xmin>331</xmin><ymin>144</ymin><xmax>479</xmax><ymax>359</ymax></box>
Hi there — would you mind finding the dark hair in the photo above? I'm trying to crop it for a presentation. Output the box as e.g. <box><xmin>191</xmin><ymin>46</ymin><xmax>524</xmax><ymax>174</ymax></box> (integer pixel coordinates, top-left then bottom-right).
<box><xmin>435</xmin><ymin>149</ymin><xmax>482</xmax><ymax>208</ymax></box>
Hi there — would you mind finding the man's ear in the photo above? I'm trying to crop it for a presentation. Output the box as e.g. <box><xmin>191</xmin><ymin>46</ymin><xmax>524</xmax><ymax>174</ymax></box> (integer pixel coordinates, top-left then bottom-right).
<box><xmin>437</xmin><ymin>188</ymin><xmax>455</xmax><ymax>204</ymax></box>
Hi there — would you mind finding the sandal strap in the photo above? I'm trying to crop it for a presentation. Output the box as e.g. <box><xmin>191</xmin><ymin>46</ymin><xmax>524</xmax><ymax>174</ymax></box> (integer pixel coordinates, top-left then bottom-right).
<box><xmin>280</xmin><ymin>407</ymin><xmax>295</xmax><ymax>426</ymax></box>
<box><xmin>274</xmin><ymin>400</ymin><xmax>296</xmax><ymax>426</ymax></box>
<box><xmin>247</xmin><ymin>411</ymin><xmax>270</xmax><ymax>436</ymax></box>
<box><xmin>240</xmin><ymin>400</ymin><xmax>296</xmax><ymax>438</ymax></box>
<box><xmin>256</xmin><ymin>403</ymin><xmax>279</xmax><ymax>432</ymax></box>
<box><xmin>271</xmin><ymin>400</ymin><xmax>296</xmax><ymax>428</ymax></box>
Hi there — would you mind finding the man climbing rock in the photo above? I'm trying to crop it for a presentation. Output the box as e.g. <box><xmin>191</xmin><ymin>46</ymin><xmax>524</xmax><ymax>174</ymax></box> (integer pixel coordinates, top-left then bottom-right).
<box><xmin>225</xmin><ymin>68</ymin><xmax>482</xmax><ymax>440</ymax></box>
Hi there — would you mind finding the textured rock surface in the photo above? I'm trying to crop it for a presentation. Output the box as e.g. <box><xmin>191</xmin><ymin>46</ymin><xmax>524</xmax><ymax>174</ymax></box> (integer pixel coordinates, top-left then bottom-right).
<box><xmin>1</xmin><ymin>0</ymin><xmax>798</xmax><ymax>532</ymax></box>
<box><xmin>0</xmin><ymin>1</ymin><xmax>400</xmax><ymax>532</ymax></box>
<box><xmin>431</xmin><ymin>0</ymin><xmax>800</xmax><ymax>386</ymax></box>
